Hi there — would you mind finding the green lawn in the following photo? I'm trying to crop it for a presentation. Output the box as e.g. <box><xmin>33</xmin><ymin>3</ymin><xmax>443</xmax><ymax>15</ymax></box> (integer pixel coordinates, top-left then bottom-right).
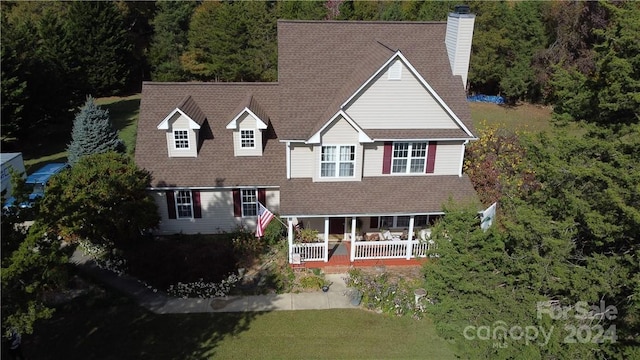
<box><xmin>470</xmin><ymin>102</ymin><xmax>553</xmax><ymax>132</ymax></box>
<box><xmin>22</xmin><ymin>288</ymin><xmax>456</xmax><ymax>359</ymax></box>
<box><xmin>22</xmin><ymin>94</ymin><xmax>140</xmax><ymax>172</ymax></box>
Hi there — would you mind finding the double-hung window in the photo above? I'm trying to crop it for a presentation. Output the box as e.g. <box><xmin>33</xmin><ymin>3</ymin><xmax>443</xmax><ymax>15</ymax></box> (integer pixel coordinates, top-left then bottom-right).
<box><xmin>174</xmin><ymin>130</ymin><xmax>189</xmax><ymax>149</ymax></box>
<box><xmin>392</xmin><ymin>142</ymin><xmax>427</xmax><ymax>174</ymax></box>
<box><xmin>241</xmin><ymin>189</ymin><xmax>257</xmax><ymax>217</ymax></box>
<box><xmin>175</xmin><ymin>190</ymin><xmax>193</xmax><ymax>218</ymax></box>
<box><xmin>321</xmin><ymin>145</ymin><xmax>355</xmax><ymax>178</ymax></box>
<box><xmin>240</xmin><ymin>130</ymin><xmax>255</xmax><ymax>148</ymax></box>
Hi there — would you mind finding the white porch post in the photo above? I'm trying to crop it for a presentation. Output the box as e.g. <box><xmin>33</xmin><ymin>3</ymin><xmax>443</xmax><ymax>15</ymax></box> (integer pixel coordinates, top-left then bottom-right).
<box><xmin>287</xmin><ymin>218</ymin><xmax>294</xmax><ymax>263</ymax></box>
<box><xmin>324</xmin><ymin>217</ymin><xmax>329</xmax><ymax>262</ymax></box>
<box><xmin>406</xmin><ymin>216</ymin><xmax>415</xmax><ymax>260</ymax></box>
<box><xmin>350</xmin><ymin>217</ymin><xmax>357</xmax><ymax>262</ymax></box>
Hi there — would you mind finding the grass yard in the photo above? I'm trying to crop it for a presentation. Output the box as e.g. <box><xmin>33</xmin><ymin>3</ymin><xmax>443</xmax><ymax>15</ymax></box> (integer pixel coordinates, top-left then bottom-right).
<box><xmin>21</xmin><ymin>286</ymin><xmax>456</xmax><ymax>360</ymax></box>
<box><xmin>469</xmin><ymin>102</ymin><xmax>553</xmax><ymax>132</ymax></box>
<box><xmin>21</xmin><ymin>94</ymin><xmax>140</xmax><ymax>172</ymax></box>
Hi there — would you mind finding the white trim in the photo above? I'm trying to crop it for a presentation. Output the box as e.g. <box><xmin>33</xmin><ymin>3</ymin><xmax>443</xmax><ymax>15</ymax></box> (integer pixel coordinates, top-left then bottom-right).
<box><xmin>148</xmin><ymin>186</ymin><xmax>279</xmax><ymax>191</ymax></box>
<box><xmin>458</xmin><ymin>140</ymin><xmax>468</xmax><ymax>177</ymax></box>
<box><xmin>157</xmin><ymin>108</ymin><xmax>201</xmax><ymax>130</ymax></box>
<box><xmin>341</xmin><ymin>51</ymin><xmax>475</xmax><ymax>138</ymax></box>
<box><xmin>174</xmin><ymin>190</ymin><xmax>194</xmax><ymax>219</ymax></box>
<box><xmin>286</xmin><ymin>141</ymin><xmax>291</xmax><ymax>179</ymax></box>
<box><xmin>240</xmin><ymin>188</ymin><xmax>258</xmax><ymax>218</ymax></box>
<box><xmin>319</xmin><ymin>144</ymin><xmax>357</xmax><ymax>179</ymax></box>
<box><xmin>240</xmin><ymin>129</ymin><xmax>256</xmax><ymax>149</ymax></box>
<box><xmin>390</xmin><ymin>141</ymin><xmax>428</xmax><ymax>174</ymax></box>
<box><xmin>226</xmin><ymin>107</ymin><xmax>268</xmax><ymax>130</ymax></box>
<box><xmin>374</xmin><ymin>137</ymin><xmax>477</xmax><ymax>142</ymax></box>
<box><xmin>306</xmin><ymin>110</ymin><xmax>373</xmax><ymax>144</ymax></box>
<box><xmin>173</xmin><ymin>129</ymin><xmax>190</xmax><ymax>150</ymax></box>
<box><xmin>280</xmin><ymin>212</ymin><xmax>446</xmax><ymax>218</ymax></box>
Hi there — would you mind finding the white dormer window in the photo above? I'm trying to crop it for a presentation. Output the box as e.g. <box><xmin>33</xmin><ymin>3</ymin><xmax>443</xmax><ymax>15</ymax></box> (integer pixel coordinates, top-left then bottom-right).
<box><xmin>240</xmin><ymin>130</ymin><xmax>255</xmax><ymax>148</ymax></box>
<box><xmin>321</xmin><ymin>145</ymin><xmax>355</xmax><ymax>178</ymax></box>
<box><xmin>174</xmin><ymin>130</ymin><xmax>190</xmax><ymax>149</ymax></box>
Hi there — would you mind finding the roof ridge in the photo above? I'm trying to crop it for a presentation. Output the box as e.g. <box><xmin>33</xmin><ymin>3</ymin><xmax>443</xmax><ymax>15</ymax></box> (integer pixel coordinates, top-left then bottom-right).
<box><xmin>142</xmin><ymin>81</ymin><xmax>278</xmax><ymax>86</ymax></box>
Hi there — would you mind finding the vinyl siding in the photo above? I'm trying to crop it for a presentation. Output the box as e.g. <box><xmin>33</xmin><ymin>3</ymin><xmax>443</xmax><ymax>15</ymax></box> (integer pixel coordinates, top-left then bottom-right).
<box><xmin>344</xmin><ymin>61</ymin><xmax>460</xmax><ymax>129</ymax></box>
<box><xmin>290</xmin><ymin>144</ymin><xmax>314</xmax><ymax>178</ymax></box>
<box><xmin>314</xmin><ymin>116</ymin><xmax>362</xmax><ymax>182</ymax></box>
<box><xmin>433</xmin><ymin>141</ymin><xmax>464</xmax><ymax>175</ymax></box>
<box><xmin>233</xmin><ymin>113</ymin><xmax>263</xmax><ymax>156</ymax></box>
<box><xmin>166</xmin><ymin>113</ymin><xmax>198</xmax><ymax>157</ymax></box>
<box><xmin>362</xmin><ymin>141</ymin><xmax>463</xmax><ymax>176</ymax></box>
<box><xmin>152</xmin><ymin>189</ymin><xmax>280</xmax><ymax>235</ymax></box>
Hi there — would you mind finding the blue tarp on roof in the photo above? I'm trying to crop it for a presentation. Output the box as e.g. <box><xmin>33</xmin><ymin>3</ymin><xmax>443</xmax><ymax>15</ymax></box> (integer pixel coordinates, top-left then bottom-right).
<box><xmin>467</xmin><ymin>95</ymin><xmax>505</xmax><ymax>104</ymax></box>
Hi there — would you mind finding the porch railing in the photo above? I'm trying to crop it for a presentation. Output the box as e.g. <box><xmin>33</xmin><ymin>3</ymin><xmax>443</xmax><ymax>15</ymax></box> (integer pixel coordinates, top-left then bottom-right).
<box><xmin>291</xmin><ymin>242</ymin><xmax>326</xmax><ymax>262</ymax></box>
<box><xmin>353</xmin><ymin>240</ymin><xmax>436</xmax><ymax>260</ymax></box>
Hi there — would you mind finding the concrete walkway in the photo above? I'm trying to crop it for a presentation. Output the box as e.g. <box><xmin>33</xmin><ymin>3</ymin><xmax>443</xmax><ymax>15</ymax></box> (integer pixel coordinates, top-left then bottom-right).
<box><xmin>71</xmin><ymin>250</ymin><xmax>357</xmax><ymax>314</ymax></box>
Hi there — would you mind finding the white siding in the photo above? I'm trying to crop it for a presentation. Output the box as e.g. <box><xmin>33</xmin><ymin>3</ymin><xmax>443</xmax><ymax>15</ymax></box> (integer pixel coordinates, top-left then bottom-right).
<box><xmin>344</xmin><ymin>62</ymin><xmax>460</xmax><ymax>129</ymax></box>
<box><xmin>433</xmin><ymin>141</ymin><xmax>464</xmax><ymax>175</ymax></box>
<box><xmin>166</xmin><ymin>113</ymin><xmax>198</xmax><ymax>158</ymax></box>
<box><xmin>362</xmin><ymin>143</ymin><xmax>384</xmax><ymax>177</ymax></box>
<box><xmin>314</xmin><ymin>116</ymin><xmax>362</xmax><ymax>182</ymax></box>
<box><xmin>233</xmin><ymin>113</ymin><xmax>263</xmax><ymax>157</ymax></box>
<box><xmin>290</xmin><ymin>144</ymin><xmax>314</xmax><ymax>178</ymax></box>
<box><xmin>152</xmin><ymin>188</ymin><xmax>280</xmax><ymax>235</ymax></box>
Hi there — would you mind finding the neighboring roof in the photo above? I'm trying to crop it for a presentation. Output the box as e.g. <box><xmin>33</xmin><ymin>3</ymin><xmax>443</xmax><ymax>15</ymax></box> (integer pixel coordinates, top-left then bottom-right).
<box><xmin>135</xmin><ymin>82</ymin><xmax>283</xmax><ymax>188</ymax></box>
<box><xmin>277</xmin><ymin>20</ymin><xmax>475</xmax><ymax>140</ymax></box>
<box><xmin>1</xmin><ymin>153</ymin><xmax>22</xmax><ymax>165</ymax></box>
<box><xmin>26</xmin><ymin>163</ymin><xmax>68</xmax><ymax>184</ymax></box>
<box><xmin>279</xmin><ymin>175</ymin><xmax>480</xmax><ymax>216</ymax></box>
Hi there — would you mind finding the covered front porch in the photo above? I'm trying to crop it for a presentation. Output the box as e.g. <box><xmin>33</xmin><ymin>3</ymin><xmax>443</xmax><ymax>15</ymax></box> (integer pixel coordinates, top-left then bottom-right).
<box><xmin>286</xmin><ymin>214</ymin><xmax>440</xmax><ymax>265</ymax></box>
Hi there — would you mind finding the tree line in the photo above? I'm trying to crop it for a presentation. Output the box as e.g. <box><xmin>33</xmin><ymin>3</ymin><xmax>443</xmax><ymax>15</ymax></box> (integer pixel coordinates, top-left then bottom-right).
<box><xmin>2</xmin><ymin>1</ymin><xmax>638</xmax><ymax>143</ymax></box>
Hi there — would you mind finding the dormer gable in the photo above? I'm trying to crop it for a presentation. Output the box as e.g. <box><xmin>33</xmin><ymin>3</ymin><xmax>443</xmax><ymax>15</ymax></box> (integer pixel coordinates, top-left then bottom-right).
<box><xmin>307</xmin><ymin>110</ymin><xmax>373</xmax><ymax>145</ymax></box>
<box><xmin>226</xmin><ymin>94</ymin><xmax>269</xmax><ymax>156</ymax></box>
<box><xmin>157</xmin><ymin>95</ymin><xmax>205</xmax><ymax>158</ymax></box>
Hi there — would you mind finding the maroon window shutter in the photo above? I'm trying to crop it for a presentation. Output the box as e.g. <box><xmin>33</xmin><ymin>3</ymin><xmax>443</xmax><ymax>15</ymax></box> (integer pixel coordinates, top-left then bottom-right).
<box><xmin>369</xmin><ymin>217</ymin><xmax>379</xmax><ymax>229</ymax></box>
<box><xmin>426</xmin><ymin>141</ymin><xmax>437</xmax><ymax>173</ymax></box>
<box><xmin>233</xmin><ymin>189</ymin><xmax>241</xmax><ymax>217</ymax></box>
<box><xmin>258</xmin><ymin>188</ymin><xmax>266</xmax><ymax>205</ymax></box>
<box><xmin>166</xmin><ymin>190</ymin><xmax>176</xmax><ymax>219</ymax></box>
<box><xmin>192</xmin><ymin>191</ymin><xmax>202</xmax><ymax>218</ymax></box>
<box><xmin>382</xmin><ymin>142</ymin><xmax>392</xmax><ymax>174</ymax></box>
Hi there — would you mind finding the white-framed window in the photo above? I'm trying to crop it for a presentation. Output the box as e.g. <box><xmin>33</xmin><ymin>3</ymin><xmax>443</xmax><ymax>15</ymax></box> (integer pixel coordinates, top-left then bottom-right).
<box><xmin>174</xmin><ymin>130</ymin><xmax>190</xmax><ymax>149</ymax></box>
<box><xmin>392</xmin><ymin>142</ymin><xmax>427</xmax><ymax>174</ymax></box>
<box><xmin>320</xmin><ymin>145</ymin><xmax>355</xmax><ymax>178</ymax></box>
<box><xmin>241</xmin><ymin>189</ymin><xmax>257</xmax><ymax>217</ymax></box>
<box><xmin>175</xmin><ymin>190</ymin><xmax>193</xmax><ymax>219</ymax></box>
<box><xmin>240</xmin><ymin>130</ymin><xmax>255</xmax><ymax>148</ymax></box>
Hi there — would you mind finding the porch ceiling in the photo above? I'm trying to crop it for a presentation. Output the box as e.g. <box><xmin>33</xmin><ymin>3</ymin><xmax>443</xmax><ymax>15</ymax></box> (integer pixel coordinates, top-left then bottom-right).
<box><xmin>279</xmin><ymin>175</ymin><xmax>480</xmax><ymax>217</ymax></box>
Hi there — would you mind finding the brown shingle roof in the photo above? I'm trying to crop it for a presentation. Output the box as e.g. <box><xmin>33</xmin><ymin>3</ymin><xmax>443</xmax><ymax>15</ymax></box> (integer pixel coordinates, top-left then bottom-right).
<box><xmin>279</xmin><ymin>175</ymin><xmax>480</xmax><ymax>216</ymax></box>
<box><xmin>135</xmin><ymin>82</ymin><xmax>283</xmax><ymax>187</ymax></box>
<box><xmin>177</xmin><ymin>95</ymin><xmax>206</xmax><ymax>126</ymax></box>
<box><xmin>277</xmin><ymin>20</ymin><xmax>476</xmax><ymax>140</ymax></box>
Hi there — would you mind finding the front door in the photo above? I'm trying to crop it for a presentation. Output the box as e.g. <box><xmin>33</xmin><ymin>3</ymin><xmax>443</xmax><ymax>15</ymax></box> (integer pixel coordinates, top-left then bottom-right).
<box><xmin>329</xmin><ymin>217</ymin><xmax>345</xmax><ymax>240</ymax></box>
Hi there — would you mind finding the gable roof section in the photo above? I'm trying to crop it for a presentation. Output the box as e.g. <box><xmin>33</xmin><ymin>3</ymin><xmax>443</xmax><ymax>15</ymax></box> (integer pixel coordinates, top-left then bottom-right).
<box><xmin>306</xmin><ymin>110</ymin><xmax>373</xmax><ymax>144</ymax></box>
<box><xmin>137</xmin><ymin>82</ymin><xmax>283</xmax><ymax>187</ymax></box>
<box><xmin>157</xmin><ymin>95</ymin><xmax>205</xmax><ymax>130</ymax></box>
<box><xmin>342</xmin><ymin>51</ymin><xmax>474</xmax><ymax>138</ymax></box>
<box><xmin>277</xmin><ymin>20</ymin><xmax>475</xmax><ymax>141</ymax></box>
<box><xmin>226</xmin><ymin>93</ymin><xmax>269</xmax><ymax>130</ymax></box>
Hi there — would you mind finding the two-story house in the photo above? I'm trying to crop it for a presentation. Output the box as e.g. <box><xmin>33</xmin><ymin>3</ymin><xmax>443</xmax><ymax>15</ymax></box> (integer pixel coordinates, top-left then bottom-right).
<box><xmin>135</xmin><ymin>9</ymin><xmax>479</xmax><ymax>265</ymax></box>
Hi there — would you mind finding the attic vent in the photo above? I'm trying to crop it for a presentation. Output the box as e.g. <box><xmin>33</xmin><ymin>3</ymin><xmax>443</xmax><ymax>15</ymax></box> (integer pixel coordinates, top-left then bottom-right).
<box><xmin>388</xmin><ymin>61</ymin><xmax>402</xmax><ymax>80</ymax></box>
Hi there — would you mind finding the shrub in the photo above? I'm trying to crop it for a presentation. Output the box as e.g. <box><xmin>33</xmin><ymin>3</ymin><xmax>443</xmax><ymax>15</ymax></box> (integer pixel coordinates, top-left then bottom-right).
<box><xmin>345</xmin><ymin>268</ymin><xmax>426</xmax><ymax>318</ymax></box>
<box><xmin>166</xmin><ymin>273</ymin><xmax>240</xmax><ymax>299</ymax></box>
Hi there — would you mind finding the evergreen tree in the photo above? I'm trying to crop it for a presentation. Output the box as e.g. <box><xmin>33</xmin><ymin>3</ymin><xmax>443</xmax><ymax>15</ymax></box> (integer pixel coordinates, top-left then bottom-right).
<box><xmin>67</xmin><ymin>97</ymin><xmax>123</xmax><ymax>166</ymax></box>
<box><xmin>149</xmin><ymin>1</ymin><xmax>196</xmax><ymax>82</ymax></box>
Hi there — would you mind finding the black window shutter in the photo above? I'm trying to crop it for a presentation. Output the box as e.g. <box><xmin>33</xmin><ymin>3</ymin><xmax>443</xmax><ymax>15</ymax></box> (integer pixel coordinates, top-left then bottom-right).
<box><xmin>192</xmin><ymin>191</ymin><xmax>202</xmax><ymax>218</ymax></box>
<box><xmin>166</xmin><ymin>190</ymin><xmax>176</xmax><ymax>219</ymax></box>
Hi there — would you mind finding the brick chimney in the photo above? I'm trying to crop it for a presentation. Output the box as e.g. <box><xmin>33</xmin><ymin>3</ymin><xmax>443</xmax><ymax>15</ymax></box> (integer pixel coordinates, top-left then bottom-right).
<box><xmin>445</xmin><ymin>5</ymin><xmax>475</xmax><ymax>90</ymax></box>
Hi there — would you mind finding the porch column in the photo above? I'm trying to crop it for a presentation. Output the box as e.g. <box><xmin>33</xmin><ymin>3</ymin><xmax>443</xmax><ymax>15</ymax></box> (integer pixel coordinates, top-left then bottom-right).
<box><xmin>350</xmin><ymin>217</ymin><xmax>357</xmax><ymax>262</ymax></box>
<box><xmin>406</xmin><ymin>216</ymin><xmax>415</xmax><ymax>260</ymax></box>
<box><xmin>287</xmin><ymin>218</ymin><xmax>294</xmax><ymax>263</ymax></box>
<box><xmin>324</xmin><ymin>217</ymin><xmax>329</xmax><ymax>262</ymax></box>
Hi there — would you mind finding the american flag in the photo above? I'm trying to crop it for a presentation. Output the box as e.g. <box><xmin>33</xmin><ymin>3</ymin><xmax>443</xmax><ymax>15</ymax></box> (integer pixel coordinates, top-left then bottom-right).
<box><xmin>255</xmin><ymin>202</ymin><xmax>275</xmax><ymax>237</ymax></box>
